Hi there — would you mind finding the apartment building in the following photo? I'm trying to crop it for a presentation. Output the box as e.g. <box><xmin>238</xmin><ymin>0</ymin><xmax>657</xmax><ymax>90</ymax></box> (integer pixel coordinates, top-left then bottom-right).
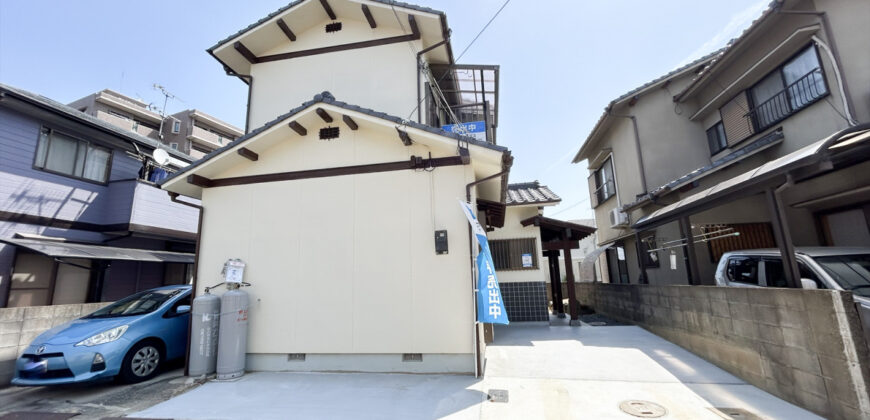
<box><xmin>163</xmin><ymin>110</ymin><xmax>243</xmax><ymax>159</ymax></box>
<box><xmin>0</xmin><ymin>83</ymin><xmax>199</xmax><ymax>309</ymax></box>
<box><xmin>574</xmin><ymin>0</ymin><xmax>870</xmax><ymax>286</ymax></box>
<box><xmin>69</xmin><ymin>89</ymin><xmax>241</xmax><ymax>158</ymax></box>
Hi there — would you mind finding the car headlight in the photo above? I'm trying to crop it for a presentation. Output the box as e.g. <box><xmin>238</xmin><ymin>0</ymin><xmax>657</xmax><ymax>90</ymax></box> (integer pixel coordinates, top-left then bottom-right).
<box><xmin>75</xmin><ymin>325</ymin><xmax>129</xmax><ymax>347</ymax></box>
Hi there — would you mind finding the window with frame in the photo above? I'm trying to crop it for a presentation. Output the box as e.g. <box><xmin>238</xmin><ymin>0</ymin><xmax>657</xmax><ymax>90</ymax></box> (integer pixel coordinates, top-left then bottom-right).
<box><xmin>490</xmin><ymin>238</ymin><xmax>538</xmax><ymax>270</ymax></box>
<box><xmin>706</xmin><ymin>122</ymin><xmax>727</xmax><ymax>155</ymax></box>
<box><xmin>748</xmin><ymin>45</ymin><xmax>828</xmax><ymax>131</ymax></box>
<box><xmin>588</xmin><ymin>157</ymin><xmax>616</xmax><ymax>207</ymax></box>
<box><xmin>170</xmin><ymin>142</ymin><xmax>178</xmax><ymax>150</ymax></box>
<box><xmin>34</xmin><ymin>127</ymin><xmax>112</xmax><ymax>183</ymax></box>
<box><xmin>172</xmin><ymin>121</ymin><xmax>181</xmax><ymax>133</ymax></box>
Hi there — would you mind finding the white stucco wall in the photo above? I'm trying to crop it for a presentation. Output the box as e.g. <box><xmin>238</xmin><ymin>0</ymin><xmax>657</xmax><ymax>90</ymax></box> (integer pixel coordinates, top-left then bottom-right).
<box><xmin>194</xmin><ymin>122</ymin><xmax>477</xmax><ymax>363</ymax></box>
<box><xmin>248</xmin><ymin>19</ymin><xmax>421</xmax><ymax>129</ymax></box>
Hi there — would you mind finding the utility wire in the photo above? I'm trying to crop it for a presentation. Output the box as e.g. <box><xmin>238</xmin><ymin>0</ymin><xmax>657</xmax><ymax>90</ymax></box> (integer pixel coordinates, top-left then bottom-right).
<box><xmin>549</xmin><ymin>196</ymin><xmax>591</xmax><ymax>217</ymax></box>
<box><xmin>404</xmin><ymin>0</ymin><xmax>512</xmax><ymax>122</ymax></box>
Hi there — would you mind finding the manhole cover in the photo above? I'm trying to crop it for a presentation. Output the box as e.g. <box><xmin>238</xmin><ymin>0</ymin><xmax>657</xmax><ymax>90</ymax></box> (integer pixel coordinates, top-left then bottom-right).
<box><xmin>618</xmin><ymin>400</ymin><xmax>667</xmax><ymax>418</ymax></box>
<box><xmin>588</xmin><ymin>321</ymin><xmax>607</xmax><ymax>326</ymax></box>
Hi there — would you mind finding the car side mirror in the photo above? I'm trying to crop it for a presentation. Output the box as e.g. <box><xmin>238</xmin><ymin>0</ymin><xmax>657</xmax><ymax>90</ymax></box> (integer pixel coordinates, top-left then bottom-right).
<box><xmin>800</xmin><ymin>279</ymin><xmax>818</xmax><ymax>290</ymax></box>
<box><xmin>176</xmin><ymin>305</ymin><xmax>191</xmax><ymax>315</ymax></box>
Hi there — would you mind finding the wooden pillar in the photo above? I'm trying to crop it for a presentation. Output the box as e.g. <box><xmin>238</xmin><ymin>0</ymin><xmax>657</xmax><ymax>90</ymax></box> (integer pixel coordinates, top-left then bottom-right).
<box><xmin>563</xmin><ymin>246</ymin><xmax>579</xmax><ymax>323</ymax></box>
<box><xmin>679</xmin><ymin>217</ymin><xmax>700</xmax><ymax>285</ymax></box>
<box><xmin>767</xmin><ymin>188</ymin><xmax>801</xmax><ymax>288</ymax></box>
<box><xmin>546</xmin><ymin>251</ymin><xmax>564</xmax><ymax>316</ymax></box>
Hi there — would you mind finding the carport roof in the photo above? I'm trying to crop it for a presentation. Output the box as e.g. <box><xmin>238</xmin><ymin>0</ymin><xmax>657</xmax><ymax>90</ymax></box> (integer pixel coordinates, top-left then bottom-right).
<box><xmin>0</xmin><ymin>237</ymin><xmax>195</xmax><ymax>263</ymax></box>
<box><xmin>633</xmin><ymin>124</ymin><xmax>870</xmax><ymax>229</ymax></box>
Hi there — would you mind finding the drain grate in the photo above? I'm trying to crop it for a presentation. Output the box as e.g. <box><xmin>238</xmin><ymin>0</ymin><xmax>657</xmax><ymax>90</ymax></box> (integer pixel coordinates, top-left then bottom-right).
<box><xmin>488</xmin><ymin>389</ymin><xmax>509</xmax><ymax>403</ymax></box>
<box><xmin>709</xmin><ymin>407</ymin><xmax>764</xmax><ymax>420</ymax></box>
<box><xmin>618</xmin><ymin>400</ymin><xmax>667</xmax><ymax>418</ymax></box>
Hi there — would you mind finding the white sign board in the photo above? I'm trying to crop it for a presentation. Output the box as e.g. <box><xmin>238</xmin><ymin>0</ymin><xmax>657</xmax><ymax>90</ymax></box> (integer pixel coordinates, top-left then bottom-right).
<box><xmin>670</xmin><ymin>253</ymin><xmax>678</xmax><ymax>270</ymax></box>
<box><xmin>223</xmin><ymin>259</ymin><xmax>246</xmax><ymax>283</ymax></box>
<box><xmin>521</xmin><ymin>253</ymin><xmax>533</xmax><ymax>268</ymax></box>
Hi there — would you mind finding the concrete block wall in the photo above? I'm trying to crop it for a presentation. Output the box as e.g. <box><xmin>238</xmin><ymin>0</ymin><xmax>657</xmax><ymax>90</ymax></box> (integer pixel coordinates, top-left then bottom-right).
<box><xmin>0</xmin><ymin>302</ymin><xmax>110</xmax><ymax>386</ymax></box>
<box><xmin>576</xmin><ymin>283</ymin><xmax>870</xmax><ymax>420</ymax></box>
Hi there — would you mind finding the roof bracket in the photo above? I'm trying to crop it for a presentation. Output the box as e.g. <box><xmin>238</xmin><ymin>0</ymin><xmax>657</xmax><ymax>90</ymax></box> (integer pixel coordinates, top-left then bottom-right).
<box><xmin>277</xmin><ymin>19</ymin><xmax>297</xmax><ymax>42</ymax></box>
<box><xmin>316</xmin><ymin>107</ymin><xmax>333</xmax><ymax>123</ymax></box>
<box><xmin>288</xmin><ymin>121</ymin><xmax>307</xmax><ymax>136</ymax></box>
<box><xmin>396</xmin><ymin>128</ymin><xmax>413</xmax><ymax>146</ymax></box>
<box><xmin>234</xmin><ymin>41</ymin><xmax>259</xmax><ymax>64</ymax></box>
<box><xmin>361</xmin><ymin>4</ymin><xmax>377</xmax><ymax>28</ymax></box>
<box><xmin>320</xmin><ymin>0</ymin><xmax>337</xmax><ymax>20</ymax></box>
<box><xmin>187</xmin><ymin>174</ymin><xmax>213</xmax><ymax>188</ymax></box>
<box><xmin>237</xmin><ymin>147</ymin><xmax>259</xmax><ymax>161</ymax></box>
<box><xmin>342</xmin><ymin>115</ymin><xmax>358</xmax><ymax>130</ymax></box>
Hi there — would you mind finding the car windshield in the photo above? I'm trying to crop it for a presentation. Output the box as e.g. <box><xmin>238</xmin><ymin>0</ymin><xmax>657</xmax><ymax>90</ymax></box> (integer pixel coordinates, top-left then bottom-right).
<box><xmin>85</xmin><ymin>289</ymin><xmax>182</xmax><ymax>318</ymax></box>
<box><xmin>814</xmin><ymin>254</ymin><xmax>870</xmax><ymax>297</ymax></box>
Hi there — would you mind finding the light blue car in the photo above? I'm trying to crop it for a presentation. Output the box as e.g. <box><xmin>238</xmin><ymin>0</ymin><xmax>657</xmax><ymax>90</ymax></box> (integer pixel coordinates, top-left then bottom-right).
<box><xmin>12</xmin><ymin>285</ymin><xmax>192</xmax><ymax>386</ymax></box>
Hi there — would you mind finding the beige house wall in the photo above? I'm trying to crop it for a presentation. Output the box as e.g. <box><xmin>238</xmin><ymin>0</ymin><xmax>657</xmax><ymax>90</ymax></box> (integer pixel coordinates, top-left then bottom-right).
<box><xmin>248</xmin><ymin>20</ymin><xmax>421</xmax><ymax>129</ymax></box>
<box><xmin>192</xmin><ymin>121</ymin><xmax>478</xmax><ymax>372</ymax></box>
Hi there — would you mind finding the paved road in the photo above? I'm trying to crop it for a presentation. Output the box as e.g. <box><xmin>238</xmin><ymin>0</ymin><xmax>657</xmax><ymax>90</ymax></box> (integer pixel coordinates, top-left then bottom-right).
<box><xmin>134</xmin><ymin>322</ymin><xmax>823</xmax><ymax>419</ymax></box>
<box><xmin>0</xmin><ymin>367</ymin><xmax>200</xmax><ymax>420</ymax></box>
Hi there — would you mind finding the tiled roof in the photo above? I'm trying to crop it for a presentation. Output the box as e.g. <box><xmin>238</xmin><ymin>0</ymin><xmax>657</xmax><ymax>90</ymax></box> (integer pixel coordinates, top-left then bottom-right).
<box><xmin>622</xmin><ymin>129</ymin><xmax>784</xmax><ymax>211</ymax></box>
<box><xmin>573</xmin><ymin>49</ymin><xmax>723</xmax><ymax>163</ymax></box>
<box><xmin>0</xmin><ymin>83</ymin><xmax>194</xmax><ymax>162</ymax></box>
<box><xmin>208</xmin><ymin>0</ymin><xmax>450</xmax><ymax>53</ymax></box>
<box><xmin>506</xmin><ymin>182</ymin><xmax>561</xmax><ymax>206</ymax></box>
<box><xmin>674</xmin><ymin>0</ymin><xmax>781</xmax><ymax>102</ymax></box>
<box><xmin>159</xmin><ymin>91</ymin><xmax>509</xmax><ymax>186</ymax></box>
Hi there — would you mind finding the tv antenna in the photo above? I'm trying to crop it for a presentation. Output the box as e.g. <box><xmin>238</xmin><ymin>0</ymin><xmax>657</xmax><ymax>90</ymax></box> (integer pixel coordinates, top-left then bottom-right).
<box><xmin>153</xmin><ymin>84</ymin><xmax>176</xmax><ymax>140</ymax></box>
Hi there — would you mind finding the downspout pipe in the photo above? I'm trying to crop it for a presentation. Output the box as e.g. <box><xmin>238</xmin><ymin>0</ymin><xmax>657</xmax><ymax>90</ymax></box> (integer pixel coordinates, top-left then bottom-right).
<box><xmin>776</xmin><ymin>7</ymin><xmax>857</xmax><ymax>125</ymax></box>
<box><xmin>225</xmin><ymin>68</ymin><xmax>254</xmax><ymax>133</ymax></box>
<box><xmin>168</xmin><ymin>191</ymin><xmax>204</xmax><ymax>377</ymax></box>
<box><xmin>463</xmin><ymin>159</ymin><xmax>511</xmax><ymax>378</ymax></box>
<box><xmin>612</xmin><ymin>114</ymin><xmax>648</xmax><ymax>194</ymax></box>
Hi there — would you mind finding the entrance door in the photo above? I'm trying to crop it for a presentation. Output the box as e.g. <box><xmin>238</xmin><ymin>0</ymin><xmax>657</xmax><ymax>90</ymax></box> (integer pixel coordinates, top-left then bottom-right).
<box><xmin>606</xmin><ymin>245</ymin><xmax>630</xmax><ymax>284</ymax></box>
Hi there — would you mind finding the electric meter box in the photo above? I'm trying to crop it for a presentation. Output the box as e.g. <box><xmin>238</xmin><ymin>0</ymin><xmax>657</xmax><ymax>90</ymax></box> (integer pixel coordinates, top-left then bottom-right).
<box><xmin>435</xmin><ymin>230</ymin><xmax>448</xmax><ymax>255</ymax></box>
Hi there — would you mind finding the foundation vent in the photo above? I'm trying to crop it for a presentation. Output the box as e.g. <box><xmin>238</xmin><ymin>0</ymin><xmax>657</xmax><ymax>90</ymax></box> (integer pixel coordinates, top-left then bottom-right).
<box><xmin>402</xmin><ymin>353</ymin><xmax>423</xmax><ymax>362</ymax></box>
<box><xmin>319</xmin><ymin>126</ymin><xmax>340</xmax><ymax>140</ymax></box>
<box><xmin>325</xmin><ymin>22</ymin><xmax>342</xmax><ymax>33</ymax></box>
<box><xmin>287</xmin><ymin>353</ymin><xmax>306</xmax><ymax>361</ymax></box>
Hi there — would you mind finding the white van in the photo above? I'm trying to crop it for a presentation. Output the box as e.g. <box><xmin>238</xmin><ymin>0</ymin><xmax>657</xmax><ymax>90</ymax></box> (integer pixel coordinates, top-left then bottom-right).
<box><xmin>714</xmin><ymin>247</ymin><xmax>870</xmax><ymax>345</ymax></box>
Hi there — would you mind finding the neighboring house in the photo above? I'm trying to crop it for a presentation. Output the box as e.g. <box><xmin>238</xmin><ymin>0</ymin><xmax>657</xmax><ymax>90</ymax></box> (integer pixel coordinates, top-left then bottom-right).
<box><xmin>69</xmin><ymin>90</ymin><xmax>242</xmax><ymax>158</ymax></box>
<box><xmin>160</xmin><ymin>0</ymin><xmax>522</xmax><ymax>375</ymax></box>
<box><xmin>574</xmin><ymin>0</ymin><xmax>870</xmax><ymax>287</ymax></box>
<box><xmin>163</xmin><ymin>110</ymin><xmax>243</xmax><ymax>159</ymax></box>
<box><xmin>0</xmin><ymin>83</ymin><xmax>200</xmax><ymax>308</ymax></box>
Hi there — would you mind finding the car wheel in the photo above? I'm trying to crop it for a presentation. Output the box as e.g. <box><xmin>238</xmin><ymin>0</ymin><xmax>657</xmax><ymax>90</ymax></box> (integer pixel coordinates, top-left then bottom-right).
<box><xmin>119</xmin><ymin>340</ymin><xmax>163</xmax><ymax>383</ymax></box>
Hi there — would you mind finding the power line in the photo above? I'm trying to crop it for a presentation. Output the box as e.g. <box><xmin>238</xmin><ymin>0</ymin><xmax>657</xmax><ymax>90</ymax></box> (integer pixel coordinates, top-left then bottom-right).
<box><xmin>404</xmin><ymin>0</ymin><xmax>512</xmax><ymax>122</ymax></box>
<box><xmin>549</xmin><ymin>197</ymin><xmax>592</xmax><ymax>217</ymax></box>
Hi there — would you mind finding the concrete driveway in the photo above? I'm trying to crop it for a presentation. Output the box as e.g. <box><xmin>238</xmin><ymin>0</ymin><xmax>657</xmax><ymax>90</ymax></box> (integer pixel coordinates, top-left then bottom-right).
<box><xmin>0</xmin><ymin>367</ymin><xmax>200</xmax><ymax>420</ymax></box>
<box><xmin>134</xmin><ymin>324</ymin><xmax>821</xmax><ymax>419</ymax></box>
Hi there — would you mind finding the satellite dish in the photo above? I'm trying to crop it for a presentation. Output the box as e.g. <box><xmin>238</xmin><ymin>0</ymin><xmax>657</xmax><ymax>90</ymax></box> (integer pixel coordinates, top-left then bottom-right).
<box><xmin>152</xmin><ymin>148</ymin><xmax>170</xmax><ymax>166</ymax></box>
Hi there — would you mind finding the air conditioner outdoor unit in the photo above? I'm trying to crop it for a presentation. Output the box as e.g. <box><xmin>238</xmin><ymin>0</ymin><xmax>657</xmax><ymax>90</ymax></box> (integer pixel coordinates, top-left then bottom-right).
<box><xmin>609</xmin><ymin>208</ymin><xmax>630</xmax><ymax>228</ymax></box>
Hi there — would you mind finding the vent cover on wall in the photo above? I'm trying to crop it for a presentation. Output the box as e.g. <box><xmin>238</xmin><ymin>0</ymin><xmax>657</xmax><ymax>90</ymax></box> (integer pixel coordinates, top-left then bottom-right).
<box><xmin>319</xmin><ymin>126</ymin><xmax>340</xmax><ymax>140</ymax></box>
<box><xmin>325</xmin><ymin>22</ymin><xmax>342</xmax><ymax>33</ymax></box>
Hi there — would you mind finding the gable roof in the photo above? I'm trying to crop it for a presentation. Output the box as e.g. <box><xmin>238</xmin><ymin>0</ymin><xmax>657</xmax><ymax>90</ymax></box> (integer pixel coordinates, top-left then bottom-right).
<box><xmin>0</xmin><ymin>83</ymin><xmax>193</xmax><ymax>164</ymax></box>
<box><xmin>159</xmin><ymin>91</ymin><xmax>508</xmax><ymax>187</ymax></box>
<box><xmin>506</xmin><ymin>181</ymin><xmax>561</xmax><ymax>206</ymax></box>
<box><xmin>674</xmin><ymin>0</ymin><xmax>781</xmax><ymax>102</ymax></box>
<box><xmin>572</xmin><ymin>49</ymin><xmax>723</xmax><ymax>163</ymax></box>
<box><xmin>208</xmin><ymin>0</ymin><xmax>454</xmax><ymax>79</ymax></box>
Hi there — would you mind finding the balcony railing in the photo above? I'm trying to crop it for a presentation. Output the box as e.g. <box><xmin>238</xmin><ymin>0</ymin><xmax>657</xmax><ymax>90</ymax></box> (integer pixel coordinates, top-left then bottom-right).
<box><xmin>189</xmin><ymin>125</ymin><xmax>231</xmax><ymax>149</ymax></box>
<box><xmin>746</xmin><ymin>68</ymin><xmax>828</xmax><ymax>132</ymax></box>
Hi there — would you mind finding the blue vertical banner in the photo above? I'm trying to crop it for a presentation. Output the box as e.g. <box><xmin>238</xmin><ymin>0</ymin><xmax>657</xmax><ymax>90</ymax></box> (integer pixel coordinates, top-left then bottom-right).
<box><xmin>459</xmin><ymin>200</ymin><xmax>509</xmax><ymax>325</ymax></box>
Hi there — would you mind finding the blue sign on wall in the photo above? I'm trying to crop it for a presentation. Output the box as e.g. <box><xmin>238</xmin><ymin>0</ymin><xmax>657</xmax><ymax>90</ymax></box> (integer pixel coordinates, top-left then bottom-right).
<box><xmin>442</xmin><ymin>121</ymin><xmax>487</xmax><ymax>142</ymax></box>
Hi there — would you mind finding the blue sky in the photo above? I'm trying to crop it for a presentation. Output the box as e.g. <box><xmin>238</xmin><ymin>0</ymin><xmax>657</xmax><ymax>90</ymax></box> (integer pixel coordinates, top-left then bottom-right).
<box><xmin>0</xmin><ymin>0</ymin><xmax>768</xmax><ymax>221</ymax></box>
